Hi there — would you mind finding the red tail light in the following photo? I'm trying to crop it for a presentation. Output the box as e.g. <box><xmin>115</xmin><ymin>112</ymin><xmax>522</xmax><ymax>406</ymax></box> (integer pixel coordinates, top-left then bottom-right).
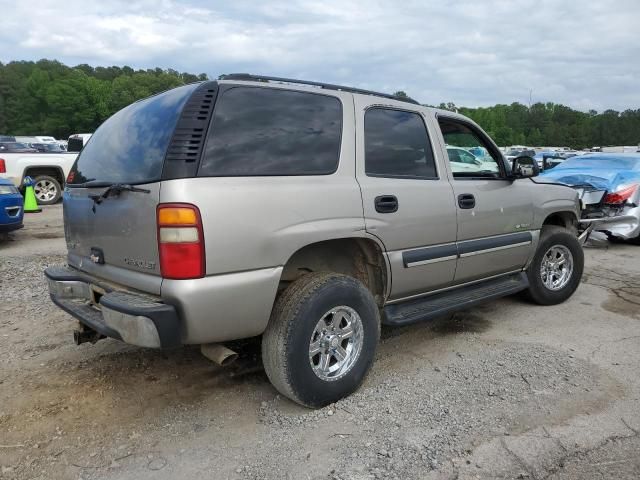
<box><xmin>602</xmin><ymin>184</ymin><xmax>638</xmax><ymax>204</ymax></box>
<box><xmin>0</xmin><ymin>158</ymin><xmax>5</xmax><ymax>173</ymax></box>
<box><xmin>157</xmin><ymin>203</ymin><xmax>205</xmax><ymax>279</ymax></box>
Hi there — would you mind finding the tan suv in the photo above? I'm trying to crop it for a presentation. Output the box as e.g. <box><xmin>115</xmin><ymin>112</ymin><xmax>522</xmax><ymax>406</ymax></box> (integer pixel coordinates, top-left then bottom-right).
<box><xmin>45</xmin><ymin>74</ymin><xmax>585</xmax><ymax>407</ymax></box>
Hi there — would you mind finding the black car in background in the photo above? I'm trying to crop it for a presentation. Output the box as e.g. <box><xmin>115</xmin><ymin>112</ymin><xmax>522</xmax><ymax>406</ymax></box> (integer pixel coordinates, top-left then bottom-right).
<box><xmin>0</xmin><ymin>135</ymin><xmax>16</xmax><ymax>142</ymax></box>
<box><xmin>0</xmin><ymin>142</ymin><xmax>38</xmax><ymax>153</ymax></box>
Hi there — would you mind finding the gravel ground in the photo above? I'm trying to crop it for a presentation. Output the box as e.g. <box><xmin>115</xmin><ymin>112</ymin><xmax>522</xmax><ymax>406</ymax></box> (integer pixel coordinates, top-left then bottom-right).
<box><xmin>0</xmin><ymin>205</ymin><xmax>639</xmax><ymax>480</ymax></box>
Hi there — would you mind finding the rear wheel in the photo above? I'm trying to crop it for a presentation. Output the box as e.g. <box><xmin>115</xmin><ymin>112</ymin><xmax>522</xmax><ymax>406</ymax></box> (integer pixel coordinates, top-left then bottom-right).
<box><xmin>525</xmin><ymin>226</ymin><xmax>584</xmax><ymax>305</ymax></box>
<box><xmin>262</xmin><ymin>272</ymin><xmax>380</xmax><ymax>408</ymax></box>
<box><xmin>33</xmin><ymin>175</ymin><xmax>62</xmax><ymax>205</ymax></box>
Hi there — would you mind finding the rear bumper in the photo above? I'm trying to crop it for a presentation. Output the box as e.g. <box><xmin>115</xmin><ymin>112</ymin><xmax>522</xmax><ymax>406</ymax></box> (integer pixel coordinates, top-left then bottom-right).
<box><xmin>45</xmin><ymin>265</ymin><xmax>181</xmax><ymax>349</ymax></box>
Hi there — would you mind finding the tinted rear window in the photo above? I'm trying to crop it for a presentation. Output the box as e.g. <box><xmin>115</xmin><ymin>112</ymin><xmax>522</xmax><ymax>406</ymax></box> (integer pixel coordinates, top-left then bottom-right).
<box><xmin>199</xmin><ymin>87</ymin><xmax>342</xmax><ymax>176</ymax></box>
<box><xmin>365</xmin><ymin>108</ymin><xmax>437</xmax><ymax>179</ymax></box>
<box><xmin>68</xmin><ymin>83</ymin><xmax>198</xmax><ymax>185</ymax></box>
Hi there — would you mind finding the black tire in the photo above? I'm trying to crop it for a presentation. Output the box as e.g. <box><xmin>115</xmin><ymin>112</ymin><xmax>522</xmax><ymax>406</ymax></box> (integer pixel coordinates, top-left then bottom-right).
<box><xmin>262</xmin><ymin>272</ymin><xmax>380</xmax><ymax>408</ymax></box>
<box><xmin>33</xmin><ymin>175</ymin><xmax>62</xmax><ymax>205</ymax></box>
<box><xmin>525</xmin><ymin>226</ymin><xmax>584</xmax><ymax>305</ymax></box>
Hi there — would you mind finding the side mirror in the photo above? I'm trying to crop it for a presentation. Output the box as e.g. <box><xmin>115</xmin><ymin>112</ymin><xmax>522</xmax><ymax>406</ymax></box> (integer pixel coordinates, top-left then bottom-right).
<box><xmin>512</xmin><ymin>156</ymin><xmax>540</xmax><ymax>178</ymax></box>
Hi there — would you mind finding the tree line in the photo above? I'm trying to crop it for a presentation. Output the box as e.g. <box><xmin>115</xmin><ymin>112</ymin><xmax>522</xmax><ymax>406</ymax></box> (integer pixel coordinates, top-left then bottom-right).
<box><xmin>395</xmin><ymin>92</ymin><xmax>639</xmax><ymax>149</ymax></box>
<box><xmin>0</xmin><ymin>59</ymin><xmax>207</xmax><ymax>139</ymax></box>
<box><xmin>0</xmin><ymin>60</ymin><xmax>638</xmax><ymax>149</ymax></box>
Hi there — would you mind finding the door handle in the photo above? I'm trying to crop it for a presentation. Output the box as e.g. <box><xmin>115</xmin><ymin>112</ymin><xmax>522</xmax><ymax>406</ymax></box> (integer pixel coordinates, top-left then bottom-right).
<box><xmin>375</xmin><ymin>195</ymin><xmax>398</xmax><ymax>213</ymax></box>
<box><xmin>458</xmin><ymin>193</ymin><xmax>476</xmax><ymax>209</ymax></box>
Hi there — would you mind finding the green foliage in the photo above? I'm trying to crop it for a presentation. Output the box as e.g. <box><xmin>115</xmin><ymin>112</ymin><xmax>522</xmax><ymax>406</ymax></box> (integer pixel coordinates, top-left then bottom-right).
<box><xmin>0</xmin><ymin>59</ymin><xmax>208</xmax><ymax>138</ymax></box>
<box><xmin>455</xmin><ymin>101</ymin><xmax>640</xmax><ymax>149</ymax></box>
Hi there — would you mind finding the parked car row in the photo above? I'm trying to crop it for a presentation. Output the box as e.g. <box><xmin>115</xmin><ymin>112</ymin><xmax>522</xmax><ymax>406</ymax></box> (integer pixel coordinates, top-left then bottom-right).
<box><xmin>1</xmin><ymin>140</ymin><xmax>66</xmax><ymax>153</ymax></box>
<box><xmin>0</xmin><ymin>133</ymin><xmax>93</xmax><ymax>154</ymax></box>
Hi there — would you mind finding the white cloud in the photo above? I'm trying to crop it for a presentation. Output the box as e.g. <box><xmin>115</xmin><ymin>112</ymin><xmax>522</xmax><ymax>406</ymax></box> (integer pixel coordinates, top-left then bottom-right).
<box><xmin>1</xmin><ymin>0</ymin><xmax>639</xmax><ymax>110</ymax></box>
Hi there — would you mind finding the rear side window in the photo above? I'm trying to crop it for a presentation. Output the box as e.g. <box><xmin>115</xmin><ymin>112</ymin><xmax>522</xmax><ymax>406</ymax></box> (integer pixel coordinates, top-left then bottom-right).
<box><xmin>365</xmin><ymin>108</ymin><xmax>437</xmax><ymax>179</ymax></box>
<box><xmin>199</xmin><ymin>87</ymin><xmax>342</xmax><ymax>176</ymax></box>
<box><xmin>68</xmin><ymin>83</ymin><xmax>198</xmax><ymax>185</ymax></box>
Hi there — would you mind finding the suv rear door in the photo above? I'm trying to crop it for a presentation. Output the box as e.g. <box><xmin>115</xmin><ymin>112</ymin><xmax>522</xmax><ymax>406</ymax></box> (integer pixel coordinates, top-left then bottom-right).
<box><xmin>355</xmin><ymin>96</ymin><xmax>458</xmax><ymax>300</ymax></box>
<box><xmin>64</xmin><ymin>83</ymin><xmax>200</xmax><ymax>294</ymax></box>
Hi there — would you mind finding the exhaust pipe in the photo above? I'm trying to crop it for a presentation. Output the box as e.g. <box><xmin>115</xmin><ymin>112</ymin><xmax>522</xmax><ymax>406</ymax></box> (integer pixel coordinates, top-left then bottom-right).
<box><xmin>201</xmin><ymin>343</ymin><xmax>239</xmax><ymax>366</ymax></box>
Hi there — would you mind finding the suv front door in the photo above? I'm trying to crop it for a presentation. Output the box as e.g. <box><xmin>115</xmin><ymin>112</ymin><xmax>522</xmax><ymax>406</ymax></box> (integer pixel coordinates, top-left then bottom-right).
<box><xmin>436</xmin><ymin>115</ymin><xmax>535</xmax><ymax>284</ymax></box>
<box><xmin>355</xmin><ymin>97</ymin><xmax>457</xmax><ymax>300</ymax></box>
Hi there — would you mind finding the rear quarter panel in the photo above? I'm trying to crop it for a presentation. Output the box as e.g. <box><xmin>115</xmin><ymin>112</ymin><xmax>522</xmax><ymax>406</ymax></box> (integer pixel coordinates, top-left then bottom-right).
<box><xmin>158</xmin><ymin>173</ymin><xmax>372</xmax><ymax>343</ymax></box>
<box><xmin>159</xmin><ymin>175</ymin><xmax>367</xmax><ymax>276</ymax></box>
<box><xmin>159</xmin><ymin>90</ymin><xmax>386</xmax><ymax>342</ymax></box>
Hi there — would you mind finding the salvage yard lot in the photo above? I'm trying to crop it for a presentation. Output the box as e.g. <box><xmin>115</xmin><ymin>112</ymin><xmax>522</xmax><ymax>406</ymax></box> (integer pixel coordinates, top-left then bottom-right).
<box><xmin>1</xmin><ymin>205</ymin><xmax>639</xmax><ymax>480</ymax></box>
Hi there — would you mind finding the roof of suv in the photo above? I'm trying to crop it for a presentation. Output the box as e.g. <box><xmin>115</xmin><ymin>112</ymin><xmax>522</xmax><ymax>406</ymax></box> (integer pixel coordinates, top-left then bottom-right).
<box><xmin>216</xmin><ymin>75</ymin><xmax>476</xmax><ymax>123</ymax></box>
<box><xmin>219</xmin><ymin>73</ymin><xmax>421</xmax><ymax>106</ymax></box>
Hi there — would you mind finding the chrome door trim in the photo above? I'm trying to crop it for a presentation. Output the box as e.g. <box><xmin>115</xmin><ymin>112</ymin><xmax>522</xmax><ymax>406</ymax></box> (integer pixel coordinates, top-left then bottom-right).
<box><xmin>400</xmin><ymin>231</ymin><xmax>534</xmax><ymax>268</ymax></box>
<box><xmin>458</xmin><ymin>240</ymin><xmax>531</xmax><ymax>258</ymax></box>
<box><xmin>402</xmin><ymin>242</ymin><xmax>458</xmax><ymax>268</ymax></box>
<box><xmin>406</xmin><ymin>255</ymin><xmax>458</xmax><ymax>268</ymax></box>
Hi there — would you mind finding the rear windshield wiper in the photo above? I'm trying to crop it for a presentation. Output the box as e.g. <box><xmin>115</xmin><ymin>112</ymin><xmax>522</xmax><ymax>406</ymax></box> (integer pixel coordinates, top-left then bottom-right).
<box><xmin>88</xmin><ymin>183</ymin><xmax>151</xmax><ymax>206</ymax></box>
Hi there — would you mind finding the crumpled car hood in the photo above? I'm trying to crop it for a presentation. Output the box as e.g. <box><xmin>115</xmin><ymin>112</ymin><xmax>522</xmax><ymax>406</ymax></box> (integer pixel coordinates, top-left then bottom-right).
<box><xmin>538</xmin><ymin>168</ymin><xmax>640</xmax><ymax>191</ymax></box>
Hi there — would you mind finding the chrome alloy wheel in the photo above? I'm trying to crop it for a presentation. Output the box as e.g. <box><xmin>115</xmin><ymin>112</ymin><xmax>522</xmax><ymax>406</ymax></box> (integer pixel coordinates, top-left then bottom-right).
<box><xmin>540</xmin><ymin>244</ymin><xmax>574</xmax><ymax>291</ymax></box>
<box><xmin>309</xmin><ymin>306</ymin><xmax>364</xmax><ymax>381</ymax></box>
<box><xmin>34</xmin><ymin>179</ymin><xmax>57</xmax><ymax>202</ymax></box>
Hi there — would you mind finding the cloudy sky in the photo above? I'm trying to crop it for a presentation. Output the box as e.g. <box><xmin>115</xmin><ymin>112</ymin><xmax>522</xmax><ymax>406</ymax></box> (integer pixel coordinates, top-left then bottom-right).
<box><xmin>1</xmin><ymin>0</ymin><xmax>639</xmax><ymax>111</ymax></box>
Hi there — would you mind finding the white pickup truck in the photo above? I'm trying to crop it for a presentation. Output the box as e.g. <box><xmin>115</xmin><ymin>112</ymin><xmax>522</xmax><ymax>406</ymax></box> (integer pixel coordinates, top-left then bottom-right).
<box><xmin>0</xmin><ymin>152</ymin><xmax>78</xmax><ymax>205</ymax></box>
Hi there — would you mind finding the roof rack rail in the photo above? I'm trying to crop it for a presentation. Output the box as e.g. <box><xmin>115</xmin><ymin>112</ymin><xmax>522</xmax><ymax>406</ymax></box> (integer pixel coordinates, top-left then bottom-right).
<box><xmin>218</xmin><ymin>73</ymin><xmax>420</xmax><ymax>105</ymax></box>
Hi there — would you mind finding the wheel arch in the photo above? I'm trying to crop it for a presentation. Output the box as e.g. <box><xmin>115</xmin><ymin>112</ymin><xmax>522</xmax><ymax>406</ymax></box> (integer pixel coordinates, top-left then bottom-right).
<box><xmin>279</xmin><ymin>236</ymin><xmax>390</xmax><ymax>307</ymax></box>
<box><xmin>23</xmin><ymin>166</ymin><xmax>65</xmax><ymax>187</ymax></box>
<box><xmin>542</xmin><ymin>211</ymin><xmax>579</xmax><ymax>232</ymax></box>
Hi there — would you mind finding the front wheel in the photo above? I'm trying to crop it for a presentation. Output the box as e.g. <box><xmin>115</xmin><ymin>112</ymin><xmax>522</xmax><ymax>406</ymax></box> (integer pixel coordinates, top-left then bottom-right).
<box><xmin>262</xmin><ymin>272</ymin><xmax>380</xmax><ymax>408</ymax></box>
<box><xmin>525</xmin><ymin>226</ymin><xmax>584</xmax><ymax>305</ymax></box>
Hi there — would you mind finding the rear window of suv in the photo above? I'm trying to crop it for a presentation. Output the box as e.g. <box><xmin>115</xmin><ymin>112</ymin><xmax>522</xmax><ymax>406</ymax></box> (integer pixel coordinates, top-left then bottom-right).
<box><xmin>365</xmin><ymin>108</ymin><xmax>437</xmax><ymax>179</ymax></box>
<box><xmin>68</xmin><ymin>83</ymin><xmax>198</xmax><ymax>186</ymax></box>
<box><xmin>199</xmin><ymin>87</ymin><xmax>342</xmax><ymax>176</ymax></box>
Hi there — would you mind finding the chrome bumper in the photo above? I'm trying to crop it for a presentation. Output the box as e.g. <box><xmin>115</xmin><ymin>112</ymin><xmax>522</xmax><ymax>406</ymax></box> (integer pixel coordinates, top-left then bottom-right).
<box><xmin>45</xmin><ymin>265</ymin><xmax>181</xmax><ymax>349</ymax></box>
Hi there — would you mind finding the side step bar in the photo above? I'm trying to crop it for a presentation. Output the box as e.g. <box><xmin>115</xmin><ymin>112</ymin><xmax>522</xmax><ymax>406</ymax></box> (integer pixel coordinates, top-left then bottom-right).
<box><xmin>383</xmin><ymin>272</ymin><xmax>529</xmax><ymax>326</ymax></box>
